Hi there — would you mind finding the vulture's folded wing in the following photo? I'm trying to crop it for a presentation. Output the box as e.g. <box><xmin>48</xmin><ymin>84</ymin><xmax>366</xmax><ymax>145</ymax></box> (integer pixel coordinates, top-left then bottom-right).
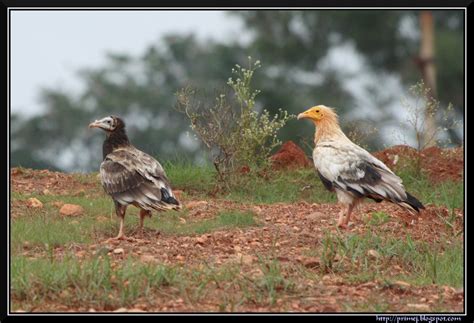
<box><xmin>100</xmin><ymin>149</ymin><xmax>180</xmax><ymax>211</ymax></box>
<box><xmin>314</xmin><ymin>143</ymin><xmax>407</xmax><ymax>203</ymax></box>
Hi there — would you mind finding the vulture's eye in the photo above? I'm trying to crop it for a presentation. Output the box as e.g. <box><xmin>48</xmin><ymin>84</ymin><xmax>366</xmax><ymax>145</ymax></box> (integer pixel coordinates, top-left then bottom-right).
<box><xmin>106</xmin><ymin>120</ymin><xmax>111</xmax><ymax>124</ymax></box>
<box><xmin>316</xmin><ymin>110</ymin><xmax>320</xmax><ymax>113</ymax></box>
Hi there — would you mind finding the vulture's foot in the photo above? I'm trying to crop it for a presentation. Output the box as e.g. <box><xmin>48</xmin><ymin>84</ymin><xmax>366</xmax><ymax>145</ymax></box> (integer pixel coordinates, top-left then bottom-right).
<box><xmin>337</xmin><ymin>221</ymin><xmax>349</xmax><ymax>229</ymax></box>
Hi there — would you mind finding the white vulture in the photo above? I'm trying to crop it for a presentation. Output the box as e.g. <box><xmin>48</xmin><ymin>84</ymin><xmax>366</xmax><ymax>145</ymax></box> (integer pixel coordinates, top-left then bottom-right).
<box><xmin>298</xmin><ymin>105</ymin><xmax>424</xmax><ymax>228</ymax></box>
<box><xmin>89</xmin><ymin>116</ymin><xmax>181</xmax><ymax>240</ymax></box>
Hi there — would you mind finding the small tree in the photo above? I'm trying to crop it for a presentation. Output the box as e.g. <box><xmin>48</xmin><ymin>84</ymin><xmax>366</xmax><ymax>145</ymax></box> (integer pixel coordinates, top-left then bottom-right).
<box><xmin>398</xmin><ymin>80</ymin><xmax>460</xmax><ymax>152</ymax></box>
<box><xmin>176</xmin><ymin>58</ymin><xmax>293</xmax><ymax>185</ymax></box>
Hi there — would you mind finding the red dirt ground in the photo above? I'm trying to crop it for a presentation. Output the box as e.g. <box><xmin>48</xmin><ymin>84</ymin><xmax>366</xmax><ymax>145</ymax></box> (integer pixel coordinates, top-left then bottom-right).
<box><xmin>9</xmin><ymin>145</ymin><xmax>465</xmax><ymax>313</ymax></box>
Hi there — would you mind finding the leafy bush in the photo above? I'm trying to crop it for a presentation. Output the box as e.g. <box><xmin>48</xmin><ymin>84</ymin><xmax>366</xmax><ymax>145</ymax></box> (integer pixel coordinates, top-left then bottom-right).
<box><xmin>176</xmin><ymin>58</ymin><xmax>293</xmax><ymax>185</ymax></box>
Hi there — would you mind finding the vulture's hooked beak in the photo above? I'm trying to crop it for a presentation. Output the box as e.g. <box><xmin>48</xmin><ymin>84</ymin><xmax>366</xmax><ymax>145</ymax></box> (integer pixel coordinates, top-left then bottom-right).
<box><xmin>297</xmin><ymin>112</ymin><xmax>308</xmax><ymax>120</ymax></box>
<box><xmin>88</xmin><ymin>120</ymin><xmax>102</xmax><ymax>129</ymax></box>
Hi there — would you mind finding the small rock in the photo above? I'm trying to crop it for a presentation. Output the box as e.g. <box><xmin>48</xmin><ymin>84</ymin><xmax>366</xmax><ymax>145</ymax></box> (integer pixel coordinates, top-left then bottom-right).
<box><xmin>51</xmin><ymin>201</ymin><xmax>64</xmax><ymax>208</ymax></box>
<box><xmin>11</xmin><ymin>168</ymin><xmax>23</xmax><ymax>176</ymax></box>
<box><xmin>128</xmin><ymin>308</ymin><xmax>146</xmax><ymax>312</ymax></box>
<box><xmin>367</xmin><ymin>249</ymin><xmax>381</xmax><ymax>259</ymax></box>
<box><xmin>176</xmin><ymin>255</ymin><xmax>185</xmax><ymax>261</ymax></box>
<box><xmin>76</xmin><ymin>250</ymin><xmax>86</xmax><ymax>258</ymax></box>
<box><xmin>113</xmin><ymin>307</ymin><xmax>128</xmax><ymax>312</ymax></box>
<box><xmin>234</xmin><ymin>245</ymin><xmax>242</xmax><ymax>252</ymax></box>
<box><xmin>88</xmin><ymin>308</ymin><xmax>96</xmax><ymax>312</ymax></box>
<box><xmin>27</xmin><ymin>198</ymin><xmax>43</xmax><ymax>209</ymax></box>
<box><xmin>277</xmin><ymin>256</ymin><xmax>289</xmax><ymax>262</ymax></box>
<box><xmin>74</xmin><ymin>189</ymin><xmax>86</xmax><ymax>196</ymax></box>
<box><xmin>195</xmin><ymin>236</ymin><xmax>208</xmax><ymax>245</ymax></box>
<box><xmin>113</xmin><ymin>248</ymin><xmax>124</xmax><ymax>255</ymax></box>
<box><xmin>303</xmin><ymin>257</ymin><xmax>320</xmax><ymax>269</ymax></box>
<box><xmin>454</xmin><ymin>288</ymin><xmax>464</xmax><ymax>296</ymax></box>
<box><xmin>59</xmin><ymin>204</ymin><xmax>84</xmax><ymax>217</ymax></box>
<box><xmin>307</xmin><ymin>212</ymin><xmax>324</xmax><ymax>221</ymax></box>
<box><xmin>322</xmin><ymin>275</ymin><xmax>332</xmax><ymax>282</ymax></box>
<box><xmin>42</xmin><ymin>189</ymin><xmax>52</xmax><ymax>195</ymax></box>
<box><xmin>253</xmin><ymin>206</ymin><xmax>262</xmax><ymax>214</ymax></box>
<box><xmin>96</xmin><ymin>216</ymin><xmax>108</xmax><ymax>223</ymax></box>
<box><xmin>140</xmin><ymin>255</ymin><xmax>157</xmax><ymax>263</ymax></box>
<box><xmin>179</xmin><ymin>217</ymin><xmax>187</xmax><ymax>224</ymax></box>
<box><xmin>185</xmin><ymin>201</ymin><xmax>208</xmax><ymax>210</ymax></box>
<box><xmin>393</xmin><ymin>280</ymin><xmax>411</xmax><ymax>288</ymax></box>
<box><xmin>359</xmin><ymin>281</ymin><xmax>376</xmax><ymax>288</ymax></box>
<box><xmin>241</xmin><ymin>255</ymin><xmax>253</xmax><ymax>265</ymax></box>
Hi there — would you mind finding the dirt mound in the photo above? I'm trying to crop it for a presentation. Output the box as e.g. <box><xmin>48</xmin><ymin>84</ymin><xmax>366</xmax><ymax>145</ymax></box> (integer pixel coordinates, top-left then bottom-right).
<box><xmin>373</xmin><ymin>145</ymin><xmax>464</xmax><ymax>183</ymax></box>
<box><xmin>271</xmin><ymin>141</ymin><xmax>312</xmax><ymax>170</ymax></box>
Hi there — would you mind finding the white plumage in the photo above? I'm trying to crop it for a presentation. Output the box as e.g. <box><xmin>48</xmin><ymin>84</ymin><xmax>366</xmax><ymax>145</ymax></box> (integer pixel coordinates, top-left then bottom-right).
<box><xmin>298</xmin><ymin>105</ymin><xmax>424</xmax><ymax>228</ymax></box>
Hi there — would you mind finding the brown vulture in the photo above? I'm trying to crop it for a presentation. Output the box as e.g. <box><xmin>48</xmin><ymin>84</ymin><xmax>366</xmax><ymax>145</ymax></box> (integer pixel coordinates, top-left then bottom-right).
<box><xmin>89</xmin><ymin>116</ymin><xmax>181</xmax><ymax>240</ymax></box>
<box><xmin>297</xmin><ymin>105</ymin><xmax>424</xmax><ymax>228</ymax></box>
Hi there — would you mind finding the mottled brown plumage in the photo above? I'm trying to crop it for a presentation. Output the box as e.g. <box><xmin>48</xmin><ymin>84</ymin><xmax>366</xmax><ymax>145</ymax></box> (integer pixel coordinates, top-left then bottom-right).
<box><xmin>89</xmin><ymin>116</ymin><xmax>181</xmax><ymax>239</ymax></box>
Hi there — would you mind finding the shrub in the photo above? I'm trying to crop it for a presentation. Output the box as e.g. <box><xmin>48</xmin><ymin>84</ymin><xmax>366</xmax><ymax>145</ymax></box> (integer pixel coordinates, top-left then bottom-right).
<box><xmin>176</xmin><ymin>58</ymin><xmax>293</xmax><ymax>185</ymax></box>
<box><xmin>397</xmin><ymin>80</ymin><xmax>461</xmax><ymax>151</ymax></box>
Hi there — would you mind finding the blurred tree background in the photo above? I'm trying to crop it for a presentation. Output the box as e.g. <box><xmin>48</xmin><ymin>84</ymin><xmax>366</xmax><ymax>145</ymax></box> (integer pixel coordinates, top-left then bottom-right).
<box><xmin>11</xmin><ymin>10</ymin><xmax>464</xmax><ymax>172</ymax></box>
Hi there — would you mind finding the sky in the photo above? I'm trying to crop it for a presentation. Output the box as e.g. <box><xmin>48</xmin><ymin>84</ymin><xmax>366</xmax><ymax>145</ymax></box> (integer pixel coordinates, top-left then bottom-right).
<box><xmin>10</xmin><ymin>10</ymin><xmax>245</xmax><ymax>116</ymax></box>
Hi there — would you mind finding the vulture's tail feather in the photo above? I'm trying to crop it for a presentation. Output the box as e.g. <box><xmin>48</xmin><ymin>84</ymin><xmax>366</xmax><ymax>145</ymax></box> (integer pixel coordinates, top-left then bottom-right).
<box><xmin>400</xmin><ymin>192</ymin><xmax>424</xmax><ymax>213</ymax></box>
<box><xmin>160</xmin><ymin>188</ymin><xmax>182</xmax><ymax>209</ymax></box>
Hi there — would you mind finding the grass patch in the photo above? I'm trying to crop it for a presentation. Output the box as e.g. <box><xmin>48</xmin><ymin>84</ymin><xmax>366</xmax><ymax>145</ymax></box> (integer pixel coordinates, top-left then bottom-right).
<box><xmin>314</xmin><ymin>231</ymin><xmax>463</xmax><ymax>288</ymax></box>
<box><xmin>159</xmin><ymin>162</ymin><xmax>462</xmax><ymax>208</ymax></box>
<box><xmin>11</xmin><ymin>253</ymin><xmax>293</xmax><ymax>311</ymax></box>
<box><xmin>11</xmin><ymin>254</ymin><xmax>180</xmax><ymax>310</ymax></box>
<box><xmin>164</xmin><ymin>161</ymin><xmax>215</xmax><ymax>196</ymax></box>
<box><xmin>11</xmin><ymin>193</ymin><xmax>122</xmax><ymax>254</ymax></box>
<box><xmin>395</xmin><ymin>165</ymin><xmax>463</xmax><ymax>210</ymax></box>
<box><xmin>224</xmin><ymin>168</ymin><xmax>336</xmax><ymax>204</ymax></box>
<box><xmin>253</xmin><ymin>257</ymin><xmax>296</xmax><ymax>305</ymax></box>
<box><xmin>146</xmin><ymin>210</ymin><xmax>258</xmax><ymax>235</ymax></box>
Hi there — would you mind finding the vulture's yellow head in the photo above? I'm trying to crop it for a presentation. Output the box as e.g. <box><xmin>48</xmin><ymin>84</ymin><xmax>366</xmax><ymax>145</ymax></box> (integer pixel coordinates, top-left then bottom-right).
<box><xmin>297</xmin><ymin>105</ymin><xmax>338</xmax><ymax>123</ymax></box>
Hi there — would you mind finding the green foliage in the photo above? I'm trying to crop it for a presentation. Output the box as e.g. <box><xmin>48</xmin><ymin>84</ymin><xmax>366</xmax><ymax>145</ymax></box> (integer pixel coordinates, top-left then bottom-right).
<box><xmin>227</xmin><ymin>59</ymin><xmax>293</xmax><ymax>168</ymax></box>
<box><xmin>176</xmin><ymin>58</ymin><xmax>292</xmax><ymax>184</ymax></box>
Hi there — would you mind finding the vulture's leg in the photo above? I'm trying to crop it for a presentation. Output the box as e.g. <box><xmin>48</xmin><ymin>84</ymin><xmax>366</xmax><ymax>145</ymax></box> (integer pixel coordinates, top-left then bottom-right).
<box><xmin>337</xmin><ymin>202</ymin><xmax>357</xmax><ymax>228</ymax></box>
<box><xmin>343</xmin><ymin>202</ymin><xmax>357</xmax><ymax>226</ymax></box>
<box><xmin>337</xmin><ymin>206</ymin><xmax>348</xmax><ymax>228</ymax></box>
<box><xmin>114</xmin><ymin>202</ymin><xmax>128</xmax><ymax>240</ymax></box>
<box><xmin>138</xmin><ymin>209</ymin><xmax>151</xmax><ymax>235</ymax></box>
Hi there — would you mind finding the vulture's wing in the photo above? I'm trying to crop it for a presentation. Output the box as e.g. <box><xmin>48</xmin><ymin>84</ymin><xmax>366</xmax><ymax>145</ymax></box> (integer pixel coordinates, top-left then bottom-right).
<box><xmin>100</xmin><ymin>148</ymin><xmax>180</xmax><ymax>211</ymax></box>
<box><xmin>314</xmin><ymin>142</ymin><xmax>407</xmax><ymax>203</ymax></box>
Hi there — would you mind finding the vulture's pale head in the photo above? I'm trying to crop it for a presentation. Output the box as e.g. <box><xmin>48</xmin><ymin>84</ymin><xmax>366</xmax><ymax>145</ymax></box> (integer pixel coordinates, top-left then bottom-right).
<box><xmin>89</xmin><ymin>116</ymin><xmax>125</xmax><ymax>132</ymax></box>
<box><xmin>297</xmin><ymin>105</ymin><xmax>338</xmax><ymax>123</ymax></box>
